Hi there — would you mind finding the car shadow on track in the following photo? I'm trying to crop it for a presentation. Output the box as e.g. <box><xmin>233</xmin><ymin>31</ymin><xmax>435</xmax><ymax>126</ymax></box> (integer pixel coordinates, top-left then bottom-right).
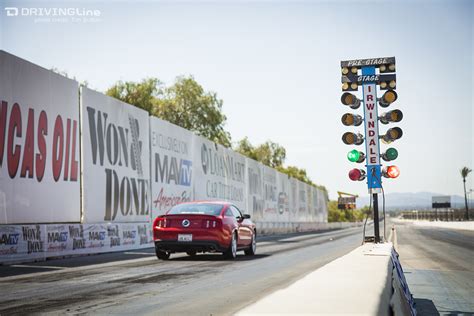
<box><xmin>169</xmin><ymin>253</ymin><xmax>270</xmax><ymax>262</ymax></box>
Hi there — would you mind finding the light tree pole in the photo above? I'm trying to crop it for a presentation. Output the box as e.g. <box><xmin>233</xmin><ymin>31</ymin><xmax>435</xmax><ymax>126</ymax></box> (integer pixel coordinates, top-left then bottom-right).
<box><xmin>461</xmin><ymin>167</ymin><xmax>472</xmax><ymax>220</ymax></box>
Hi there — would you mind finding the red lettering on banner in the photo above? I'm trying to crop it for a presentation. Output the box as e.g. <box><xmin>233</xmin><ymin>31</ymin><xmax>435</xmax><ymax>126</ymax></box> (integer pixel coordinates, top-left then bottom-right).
<box><xmin>368</xmin><ymin>121</ymin><xmax>374</xmax><ymax>128</ymax></box>
<box><xmin>70</xmin><ymin>120</ymin><xmax>78</xmax><ymax>181</ymax></box>
<box><xmin>0</xmin><ymin>101</ymin><xmax>7</xmax><ymax>167</ymax></box>
<box><xmin>63</xmin><ymin>119</ymin><xmax>71</xmax><ymax>181</ymax></box>
<box><xmin>366</xmin><ymin>103</ymin><xmax>375</xmax><ymax>110</ymax></box>
<box><xmin>370</xmin><ymin>157</ymin><xmax>376</xmax><ymax>163</ymax></box>
<box><xmin>369</xmin><ymin>139</ymin><xmax>376</xmax><ymax>146</ymax></box>
<box><xmin>36</xmin><ymin>110</ymin><xmax>47</xmax><ymax>182</ymax></box>
<box><xmin>52</xmin><ymin>115</ymin><xmax>64</xmax><ymax>182</ymax></box>
<box><xmin>0</xmin><ymin>101</ymin><xmax>78</xmax><ymax>182</ymax></box>
<box><xmin>7</xmin><ymin>103</ymin><xmax>22</xmax><ymax>178</ymax></box>
<box><xmin>370</xmin><ymin>148</ymin><xmax>376</xmax><ymax>154</ymax></box>
<box><xmin>20</xmin><ymin>109</ymin><xmax>35</xmax><ymax>178</ymax></box>
<box><xmin>368</xmin><ymin>86</ymin><xmax>372</xmax><ymax>92</ymax></box>
<box><xmin>367</xmin><ymin>95</ymin><xmax>373</xmax><ymax>101</ymax></box>
<box><xmin>369</xmin><ymin>130</ymin><xmax>375</xmax><ymax>137</ymax></box>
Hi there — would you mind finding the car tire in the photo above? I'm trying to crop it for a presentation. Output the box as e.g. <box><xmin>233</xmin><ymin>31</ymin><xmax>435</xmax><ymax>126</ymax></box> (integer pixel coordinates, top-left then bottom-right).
<box><xmin>155</xmin><ymin>248</ymin><xmax>170</xmax><ymax>260</ymax></box>
<box><xmin>223</xmin><ymin>232</ymin><xmax>237</xmax><ymax>259</ymax></box>
<box><xmin>244</xmin><ymin>232</ymin><xmax>257</xmax><ymax>256</ymax></box>
<box><xmin>186</xmin><ymin>250</ymin><xmax>197</xmax><ymax>256</ymax></box>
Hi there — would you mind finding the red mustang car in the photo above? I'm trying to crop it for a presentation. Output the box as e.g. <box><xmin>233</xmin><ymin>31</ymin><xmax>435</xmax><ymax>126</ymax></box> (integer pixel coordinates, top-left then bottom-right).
<box><xmin>153</xmin><ymin>201</ymin><xmax>257</xmax><ymax>260</ymax></box>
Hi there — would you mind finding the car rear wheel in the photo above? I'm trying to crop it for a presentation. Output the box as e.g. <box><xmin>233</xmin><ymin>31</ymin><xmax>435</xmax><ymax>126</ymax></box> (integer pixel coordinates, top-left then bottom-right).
<box><xmin>245</xmin><ymin>232</ymin><xmax>256</xmax><ymax>256</ymax></box>
<box><xmin>155</xmin><ymin>248</ymin><xmax>170</xmax><ymax>260</ymax></box>
<box><xmin>223</xmin><ymin>232</ymin><xmax>237</xmax><ymax>259</ymax></box>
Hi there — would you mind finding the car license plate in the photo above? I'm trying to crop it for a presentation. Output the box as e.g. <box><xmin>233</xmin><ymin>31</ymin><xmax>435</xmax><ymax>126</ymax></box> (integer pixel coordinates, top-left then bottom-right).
<box><xmin>178</xmin><ymin>234</ymin><xmax>192</xmax><ymax>242</ymax></box>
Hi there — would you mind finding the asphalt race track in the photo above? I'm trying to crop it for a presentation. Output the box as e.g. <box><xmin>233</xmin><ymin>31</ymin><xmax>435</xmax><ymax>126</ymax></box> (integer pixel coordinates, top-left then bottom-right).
<box><xmin>0</xmin><ymin>226</ymin><xmax>366</xmax><ymax>315</ymax></box>
<box><xmin>394</xmin><ymin>221</ymin><xmax>474</xmax><ymax>316</ymax></box>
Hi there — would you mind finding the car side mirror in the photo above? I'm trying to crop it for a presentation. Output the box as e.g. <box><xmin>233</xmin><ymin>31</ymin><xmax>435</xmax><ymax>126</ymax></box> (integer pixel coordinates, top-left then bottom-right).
<box><xmin>242</xmin><ymin>214</ymin><xmax>251</xmax><ymax>219</ymax></box>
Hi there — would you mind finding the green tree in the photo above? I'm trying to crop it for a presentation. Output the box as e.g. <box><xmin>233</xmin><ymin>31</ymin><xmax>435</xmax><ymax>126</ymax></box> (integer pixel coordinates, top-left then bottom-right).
<box><xmin>235</xmin><ymin>138</ymin><xmax>286</xmax><ymax>168</ymax></box>
<box><xmin>235</xmin><ymin>137</ymin><xmax>258</xmax><ymax>161</ymax></box>
<box><xmin>461</xmin><ymin>166</ymin><xmax>472</xmax><ymax>220</ymax></box>
<box><xmin>236</xmin><ymin>137</ymin><xmax>328</xmax><ymax>196</ymax></box>
<box><xmin>106</xmin><ymin>78</ymin><xmax>161</xmax><ymax>114</ymax></box>
<box><xmin>277</xmin><ymin>166</ymin><xmax>312</xmax><ymax>185</ymax></box>
<box><xmin>254</xmin><ymin>141</ymin><xmax>286</xmax><ymax>168</ymax></box>
<box><xmin>155</xmin><ymin>76</ymin><xmax>231</xmax><ymax>147</ymax></box>
<box><xmin>327</xmin><ymin>202</ymin><xmax>369</xmax><ymax>223</ymax></box>
<box><xmin>327</xmin><ymin>200</ymin><xmax>346</xmax><ymax>222</ymax></box>
<box><xmin>106</xmin><ymin>76</ymin><xmax>232</xmax><ymax>147</ymax></box>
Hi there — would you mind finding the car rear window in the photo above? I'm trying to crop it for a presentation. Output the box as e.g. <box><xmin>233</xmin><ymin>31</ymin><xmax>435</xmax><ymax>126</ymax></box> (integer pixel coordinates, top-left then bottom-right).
<box><xmin>168</xmin><ymin>203</ymin><xmax>224</xmax><ymax>216</ymax></box>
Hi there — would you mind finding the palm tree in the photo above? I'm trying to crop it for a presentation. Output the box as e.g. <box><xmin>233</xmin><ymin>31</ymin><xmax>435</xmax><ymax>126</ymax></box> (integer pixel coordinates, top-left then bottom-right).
<box><xmin>460</xmin><ymin>167</ymin><xmax>472</xmax><ymax>220</ymax></box>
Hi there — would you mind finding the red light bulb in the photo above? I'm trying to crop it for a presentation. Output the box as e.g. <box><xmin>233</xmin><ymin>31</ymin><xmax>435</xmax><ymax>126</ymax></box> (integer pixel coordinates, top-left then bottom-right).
<box><xmin>349</xmin><ymin>168</ymin><xmax>362</xmax><ymax>181</ymax></box>
<box><xmin>387</xmin><ymin>165</ymin><xmax>400</xmax><ymax>178</ymax></box>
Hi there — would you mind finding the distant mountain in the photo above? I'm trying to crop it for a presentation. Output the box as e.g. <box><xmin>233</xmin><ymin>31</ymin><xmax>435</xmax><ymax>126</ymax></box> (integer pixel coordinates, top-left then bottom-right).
<box><xmin>355</xmin><ymin>192</ymin><xmax>473</xmax><ymax>211</ymax></box>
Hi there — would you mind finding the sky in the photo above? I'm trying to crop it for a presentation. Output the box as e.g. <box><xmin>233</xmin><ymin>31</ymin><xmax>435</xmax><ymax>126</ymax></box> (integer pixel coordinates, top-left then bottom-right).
<box><xmin>1</xmin><ymin>0</ymin><xmax>473</xmax><ymax>200</ymax></box>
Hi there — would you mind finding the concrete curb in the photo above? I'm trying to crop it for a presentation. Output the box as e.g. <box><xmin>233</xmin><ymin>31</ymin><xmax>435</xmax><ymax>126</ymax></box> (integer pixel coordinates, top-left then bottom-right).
<box><xmin>237</xmin><ymin>243</ymin><xmax>416</xmax><ymax>315</ymax></box>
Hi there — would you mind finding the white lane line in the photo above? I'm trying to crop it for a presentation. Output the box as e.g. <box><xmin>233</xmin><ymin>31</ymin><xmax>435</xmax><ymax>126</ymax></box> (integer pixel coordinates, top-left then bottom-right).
<box><xmin>10</xmin><ymin>265</ymin><xmax>65</xmax><ymax>270</ymax></box>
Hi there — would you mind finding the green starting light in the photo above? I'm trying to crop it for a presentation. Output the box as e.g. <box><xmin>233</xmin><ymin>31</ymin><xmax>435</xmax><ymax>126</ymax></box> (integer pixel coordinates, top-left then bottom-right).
<box><xmin>347</xmin><ymin>149</ymin><xmax>365</xmax><ymax>163</ymax></box>
<box><xmin>382</xmin><ymin>147</ymin><xmax>398</xmax><ymax>161</ymax></box>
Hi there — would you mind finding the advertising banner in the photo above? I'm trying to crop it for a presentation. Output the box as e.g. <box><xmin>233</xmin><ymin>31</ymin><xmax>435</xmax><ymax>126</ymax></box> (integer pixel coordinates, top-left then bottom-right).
<box><xmin>276</xmin><ymin>171</ymin><xmax>290</xmax><ymax>222</ymax></box>
<box><xmin>0</xmin><ymin>224</ymin><xmax>45</xmax><ymax>262</ymax></box>
<box><xmin>0</xmin><ymin>222</ymin><xmax>153</xmax><ymax>264</ymax></box>
<box><xmin>306</xmin><ymin>184</ymin><xmax>314</xmax><ymax>222</ymax></box>
<box><xmin>262</xmin><ymin>165</ymin><xmax>278</xmax><ymax>220</ymax></box>
<box><xmin>246</xmin><ymin>158</ymin><xmax>264</xmax><ymax>220</ymax></box>
<box><xmin>289</xmin><ymin>177</ymin><xmax>298</xmax><ymax>220</ymax></box>
<box><xmin>297</xmin><ymin>181</ymin><xmax>308</xmax><ymax>221</ymax></box>
<box><xmin>312</xmin><ymin>187</ymin><xmax>321</xmax><ymax>222</ymax></box>
<box><xmin>150</xmin><ymin>117</ymin><xmax>194</xmax><ymax>218</ymax></box>
<box><xmin>193</xmin><ymin>135</ymin><xmax>246</xmax><ymax>211</ymax></box>
<box><xmin>0</xmin><ymin>51</ymin><xmax>80</xmax><ymax>224</ymax></box>
<box><xmin>82</xmin><ymin>87</ymin><xmax>150</xmax><ymax>223</ymax></box>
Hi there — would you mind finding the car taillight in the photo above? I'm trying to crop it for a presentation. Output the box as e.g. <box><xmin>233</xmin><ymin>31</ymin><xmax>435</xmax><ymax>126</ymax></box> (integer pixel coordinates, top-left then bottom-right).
<box><xmin>202</xmin><ymin>219</ymin><xmax>220</xmax><ymax>229</ymax></box>
<box><xmin>155</xmin><ymin>217</ymin><xmax>167</xmax><ymax>228</ymax></box>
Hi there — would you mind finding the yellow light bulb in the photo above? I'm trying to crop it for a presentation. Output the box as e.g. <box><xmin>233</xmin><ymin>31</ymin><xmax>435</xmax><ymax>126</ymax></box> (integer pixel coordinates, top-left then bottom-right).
<box><xmin>380</xmin><ymin>81</ymin><xmax>387</xmax><ymax>89</ymax></box>
<box><xmin>389</xmin><ymin>64</ymin><xmax>396</xmax><ymax>71</ymax></box>
<box><xmin>342</xmin><ymin>83</ymin><xmax>349</xmax><ymax>90</ymax></box>
<box><xmin>389</xmin><ymin>80</ymin><xmax>396</xmax><ymax>88</ymax></box>
<box><xmin>350</xmin><ymin>83</ymin><xmax>358</xmax><ymax>90</ymax></box>
<box><xmin>351</xmin><ymin>67</ymin><xmax>358</xmax><ymax>74</ymax></box>
<box><xmin>379</xmin><ymin>65</ymin><xmax>387</xmax><ymax>72</ymax></box>
<box><xmin>384</xmin><ymin>91</ymin><xmax>396</xmax><ymax>103</ymax></box>
<box><xmin>342</xmin><ymin>67</ymin><xmax>349</xmax><ymax>75</ymax></box>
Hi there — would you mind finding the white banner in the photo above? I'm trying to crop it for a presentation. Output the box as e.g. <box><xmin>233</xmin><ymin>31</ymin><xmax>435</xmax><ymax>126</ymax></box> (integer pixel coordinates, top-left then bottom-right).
<box><xmin>297</xmin><ymin>181</ymin><xmax>308</xmax><ymax>221</ymax></box>
<box><xmin>246</xmin><ymin>158</ymin><xmax>264</xmax><ymax>220</ymax></box>
<box><xmin>0</xmin><ymin>223</ymin><xmax>153</xmax><ymax>264</ymax></box>
<box><xmin>81</xmin><ymin>87</ymin><xmax>151</xmax><ymax>223</ymax></box>
<box><xmin>289</xmin><ymin>178</ymin><xmax>298</xmax><ymax>220</ymax></box>
<box><xmin>262</xmin><ymin>165</ymin><xmax>278</xmax><ymax>221</ymax></box>
<box><xmin>0</xmin><ymin>51</ymin><xmax>80</xmax><ymax>224</ymax></box>
<box><xmin>276</xmin><ymin>171</ymin><xmax>290</xmax><ymax>223</ymax></box>
<box><xmin>150</xmin><ymin>117</ymin><xmax>194</xmax><ymax>217</ymax></box>
<box><xmin>193</xmin><ymin>135</ymin><xmax>246</xmax><ymax>211</ymax></box>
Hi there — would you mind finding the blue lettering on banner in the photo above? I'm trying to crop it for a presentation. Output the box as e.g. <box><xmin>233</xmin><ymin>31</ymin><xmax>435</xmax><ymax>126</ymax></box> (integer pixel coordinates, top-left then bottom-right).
<box><xmin>155</xmin><ymin>153</ymin><xmax>192</xmax><ymax>187</ymax></box>
<box><xmin>179</xmin><ymin>159</ymin><xmax>192</xmax><ymax>186</ymax></box>
<box><xmin>0</xmin><ymin>233</ymin><xmax>20</xmax><ymax>245</ymax></box>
